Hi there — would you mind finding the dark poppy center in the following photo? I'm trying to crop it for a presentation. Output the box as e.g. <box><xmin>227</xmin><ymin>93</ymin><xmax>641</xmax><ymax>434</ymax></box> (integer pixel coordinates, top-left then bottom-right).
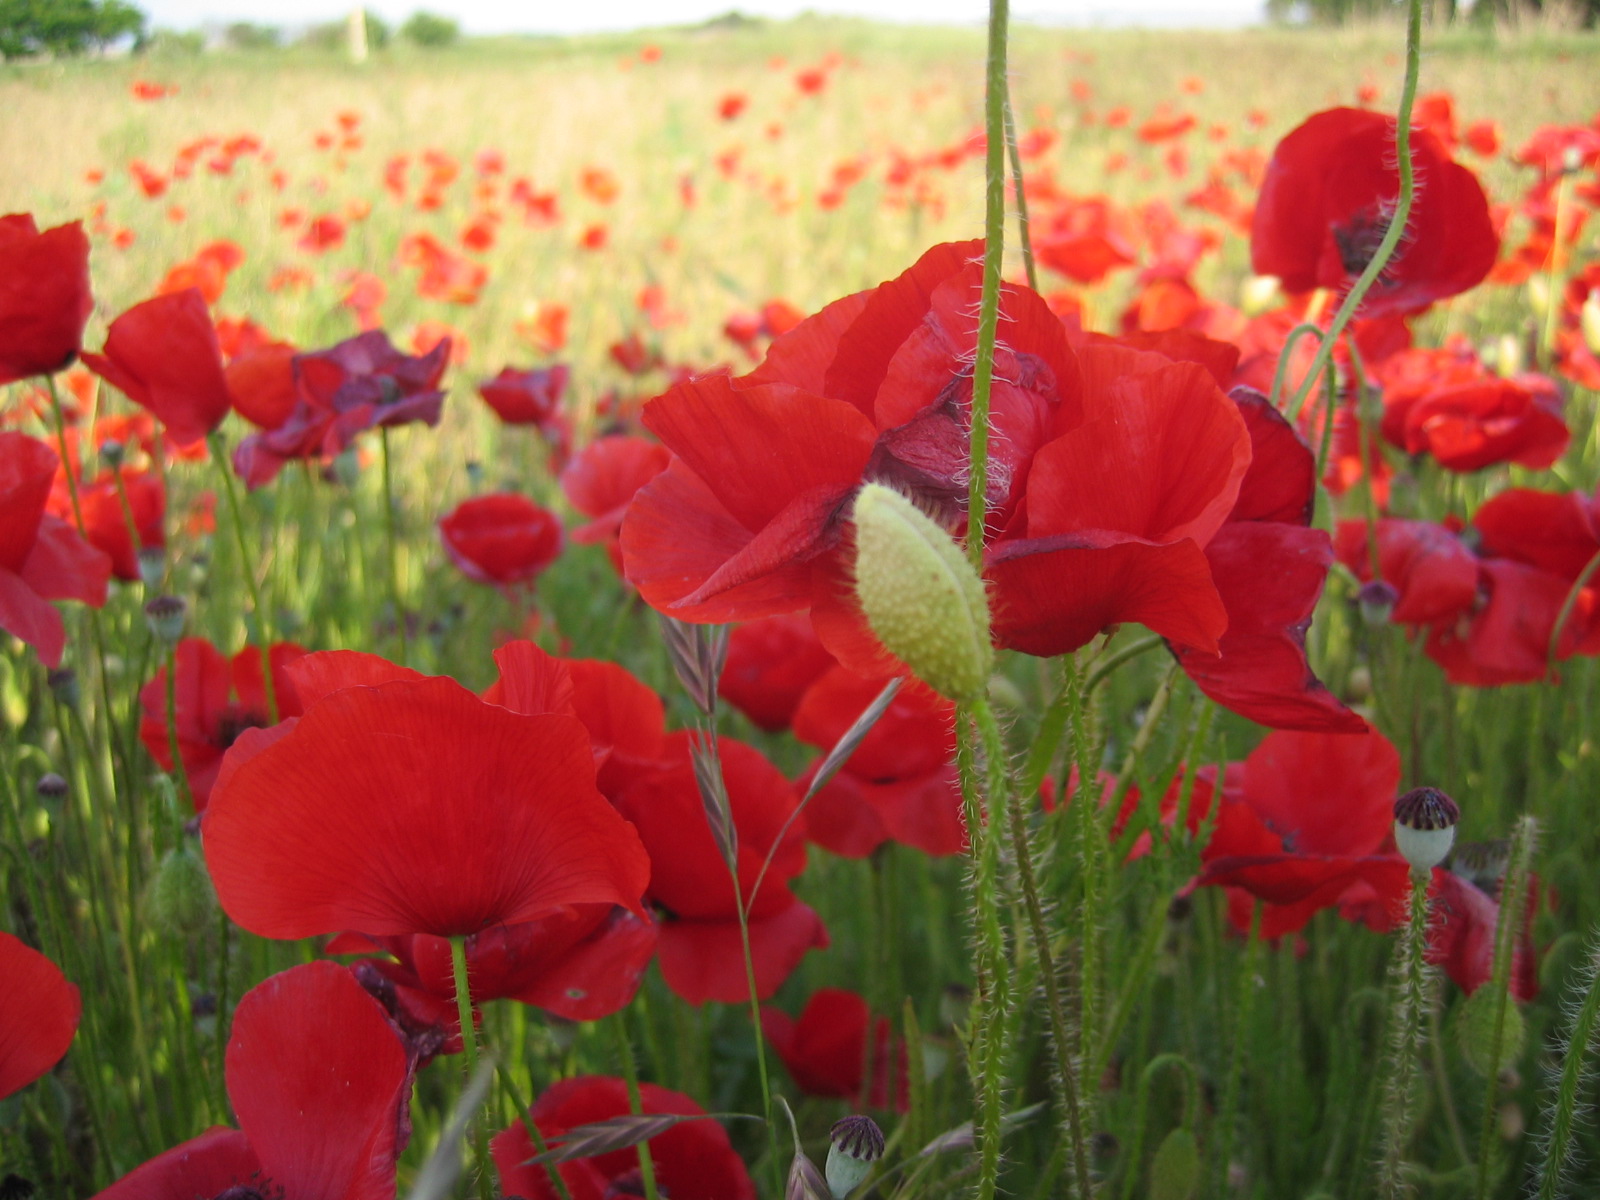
<box><xmin>1332</xmin><ymin>204</ymin><xmax>1395</xmax><ymax>278</ymax></box>
<box><xmin>214</xmin><ymin>706</ymin><xmax>269</xmax><ymax>750</ymax></box>
<box><xmin>605</xmin><ymin>1169</ymin><xmax>669</xmax><ymax>1199</ymax></box>
<box><xmin>214</xmin><ymin>1181</ymin><xmax>284</xmax><ymax>1200</ymax></box>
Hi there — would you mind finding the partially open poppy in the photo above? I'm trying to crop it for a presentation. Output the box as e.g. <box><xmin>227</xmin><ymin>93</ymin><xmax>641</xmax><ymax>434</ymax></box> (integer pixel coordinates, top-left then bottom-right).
<box><xmin>761</xmin><ymin>987</ymin><xmax>910</xmax><ymax>1111</ymax></box>
<box><xmin>438</xmin><ymin>492</ymin><xmax>564</xmax><ymax>587</ymax></box>
<box><xmin>0</xmin><ymin>214</ymin><xmax>92</xmax><ymax>385</ymax></box>
<box><xmin>1252</xmin><ymin>107</ymin><xmax>1498</xmax><ymax>318</ymax></box>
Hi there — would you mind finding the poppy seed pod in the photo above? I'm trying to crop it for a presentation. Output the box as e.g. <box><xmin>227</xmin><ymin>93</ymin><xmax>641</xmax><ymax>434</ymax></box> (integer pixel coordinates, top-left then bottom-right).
<box><xmin>1393</xmin><ymin>786</ymin><xmax>1460</xmax><ymax>872</ymax></box>
<box><xmin>826</xmin><ymin>1116</ymin><xmax>885</xmax><ymax>1198</ymax></box>
<box><xmin>143</xmin><ymin>595</ymin><xmax>188</xmax><ymax>645</ymax></box>
<box><xmin>851</xmin><ymin>483</ymin><xmax>991</xmax><ymax>704</ymax></box>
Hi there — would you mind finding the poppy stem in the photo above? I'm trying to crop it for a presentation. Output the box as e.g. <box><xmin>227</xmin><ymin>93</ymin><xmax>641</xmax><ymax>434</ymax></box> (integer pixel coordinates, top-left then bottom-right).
<box><xmin>1002</xmin><ymin>89</ymin><xmax>1037</xmax><ymax>294</ymax></box>
<box><xmin>1472</xmin><ymin>815</ymin><xmax>1537</xmax><ymax>1200</ymax></box>
<box><xmin>1212</xmin><ymin>899</ymin><xmax>1262</xmax><ymax>1199</ymax></box>
<box><xmin>1546</xmin><ymin>547</ymin><xmax>1600</xmax><ymax>678</ymax></box>
<box><xmin>449</xmin><ymin>935</ymin><xmax>493</xmax><ymax>1200</ymax></box>
<box><xmin>1375</xmin><ymin>867</ymin><xmax>1432</xmax><ymax>1199</ymax></box>
<box><xmin>1286</xmin><ymin>0</ymin><xmax>1424</xmax><ymax>420</ymax></box>
<box><xmin>609</xmin><ymin>1013</ymin><xmax>663</xmax><ymax>1200</ymax></box>
<box><xmin>1343</xmin><ymin>337</ymin><xmax>1386</xmax><ymax>583</ymax></box>
<box><xmin>1532</xmin><ymin>932</ymin><xmax>1600</xmax><ymax>1200</ymax></box>
<box><xmin>162</xmin><ymin>645</ymin><xmax>193</xmax><ymax>815</ymax></box>
<box><xmin>380</xmin><ymin>426</ymin><xmax>411</xmax><ymax>663</ymax></box>
<box><xmin>207</xmin><ymin>431</ymin><xmax>280</xmax><ymax>724</ymax></box>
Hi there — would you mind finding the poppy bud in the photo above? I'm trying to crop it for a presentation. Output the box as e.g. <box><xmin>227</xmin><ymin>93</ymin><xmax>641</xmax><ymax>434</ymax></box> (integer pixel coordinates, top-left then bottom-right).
<box><xmin>1357</xmin><ymin>580</ymin><xmax>1398</xmax><ymax>626</ymax></box>
<box><xmin>851</xmin><ymin>483</ymin><xmax>991</xmax><ymax>704</ymax></box>
<box><xmin>143</xmin><ymin>594</ymin><xmax>188</xmax><ymax>645</ymax></box>
<box><xmin>99</xmin><ymin>439</ymin><xmax>125</xmax><ymax>468</ymax></box>
<box><xmin>1393</xmin><ymin>786</ymin><xmax>1459</xmax><ymax>872</ymax></box>
<box><xmin>1455</xmin><ymin>983</ymin><xmax>1526</xmax><ymax>1078</ymax></box>
<box><xmin>145</xmin><ymin>845</ymin><xmax>218</xmax><ymax>940</ymax></box>
<box><xmin>826</xmin><ymin>1116</ymin><xmax>884</xmax><ymax>1198</ymax></box>
<box><xmin>1149</xmin><ymin>1127</ymin><xmax>1201</xmax><ymax>1200</ymax></box>
<box><xmin>36</xmin><ymin>773</ymin><xmax>67</xmax><ymax>803</ymax></box>
<box><xmin>1581</xmin><ymin>289</ymin><xmax>1600</xmax><ymax>358</ymax></box>
<box><xmin>46</xmin><ymin>668</ymin><xmax>79</xmax><ymax>709</ymax></box>
<box><xmin>137</xmin><ymin>546</ymin><xmax>167</xmax><ymax>590</ymax></box>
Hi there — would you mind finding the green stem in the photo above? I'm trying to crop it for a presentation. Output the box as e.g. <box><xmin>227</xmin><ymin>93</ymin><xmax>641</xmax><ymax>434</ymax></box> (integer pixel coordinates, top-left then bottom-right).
<box><xmin>450</xmin><ymin>936</ymin><xmax>493</xmax><ymax>1200</ymax></box>
<box><xmin>1377</xmin><ymin>868</ymin><xmax>1432</xmax><ymax>1199</ymax></box>
<box><xmin>497</xmin><ymin>1063</ymin><xmax>574</xmax><ymax>1200</ymax></box>
<box><xmin>380</xmin><ymin>426</ymin><xmax>410</xmax><ymax>664</ymax></box>
<box><xmin>1213</xmin><ymin>900</ymin><xmax>1262</xmax><ymax>1199</ymax></box>
<box><xmin>1001</xmin><ymin>86</ymin><xmax>1037</xmax><ymax>293</ymax></box>
<box><xmin>1535</xmin><ymin>932</ymin><xmax>1600</xmax><ymax>1200</ymax></box>
<box><xmin>1547</xmin><ymin>548</ymin><xmax>1600</xmax><ymax>677</ymax></box>
<box><xmin>610</xmin><ymin>1014</ymin><xmax>662</xmax><ymax>1200</ymax></box>
<box><xmin>207</xmin><ymin>432</ymin><xmax>280</xmax><ymax>723</ymax></box>
<box><xmin>1286</xmin><ymin>0</ymin><xmax>1425</xmax><ymax>420</ymax></box>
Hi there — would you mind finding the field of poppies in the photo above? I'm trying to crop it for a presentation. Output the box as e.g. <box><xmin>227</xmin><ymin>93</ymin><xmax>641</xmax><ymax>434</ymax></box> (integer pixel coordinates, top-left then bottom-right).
<box><xmin>3</xmin><ymin>6</ymin><xmax>1600</xmax><ymax>1199</ymax></box>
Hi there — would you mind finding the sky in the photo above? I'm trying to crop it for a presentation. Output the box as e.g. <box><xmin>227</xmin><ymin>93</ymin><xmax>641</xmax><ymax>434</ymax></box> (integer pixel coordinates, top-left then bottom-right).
<box><xmin>139</xmin><ymin>0</ymin><xmax>1269</xmax><ymax>36</ymax></box>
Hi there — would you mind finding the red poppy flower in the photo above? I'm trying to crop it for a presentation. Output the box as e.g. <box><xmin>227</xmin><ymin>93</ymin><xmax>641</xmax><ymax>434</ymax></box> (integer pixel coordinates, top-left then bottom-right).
<box><xmin>718</xmin><ymin>613</ymin><xmax>836</xmax><ymax>733</ymax></box>
<box><xmin>0</xmin><ymin>432</ymin><xmax>111</xmax><ymax>667</ymax></box>
<box><xmin>92</xmin><ymin>961</ymin><xmax>412</xmax><ymax>1200</ymax></box>
<box><xmin>479</xmin><ymin>363</ymin><xmax>570</xmax><ymax>428</ymax></box>
<box><xmin>1251</xmin><ymin>107</ymin><xmax>1498</xmax><ymax>318</ymax></box>
<box><xmin>82</xmin><ymin>288</ymin><xmax>232</xmax><ymax>449</ymax></box>
<box><xmin>1376</xmin><ymin>345</ymin><xmax>1568</xmax><ymax>472</ymax></box>
<box><xmin>0</xmin><ymin>932</ymin><xmax>79</xmax><ymax>1101</ymax></box>
<box><xmin>0</xmin><ymin>214</ymin><xmax>92</xmax><ymax>385</ymax></box>
<box><xmin>561</xmin><ymin>436</ymin><xmax>671</xmax><ymax>572</ymax></box>
<box><xmin>761</xmin><ymin>987</ymin><xmax>909</xmax><ymax>1110</ymax></box>
<box><xmin>49</xmin><ymin>465</ymin><xmax>164</xmax><ymax>582</ymax></box>
<box><xmin>203</xmin><ymin>652</ymin><xmax>651</xmax><ymax>940</ymax></box>
<box><xmin>1168</xmin><ymin>386</ymin><xmax>1367</xmax><ymax>733</ymax></box>
<box><xmin>139</xmin><ymin>639</ymin><xmax>308</xmax><ymax>813</ymax></box>
<box><xmin>1334</xmin><ymin>518</ymin><xmax>1479</xmax><ymax>626</ymax></box>
<box><xmin>438</xmin><ymin>493</ymin><xmax>564</xmax><ymax>587</ymax></box>
<box><xmin>225</xmin><ymin>341</ymin><xmax>300</xmax><ymax>432</ymax></box>
<box><xmin>608</xmin><ymin>732</ymin><xmax>825</xmax><ymax>1004</ymax></box>
<box><xmin>493</xmin><ymin>1076</ymin><xmax>756</xmax><ymax>1200</ymax></box>
<box><xmin>794</xmin><ymin>667</ymin><xmax>964</xmax><ymax>858</ymax></box>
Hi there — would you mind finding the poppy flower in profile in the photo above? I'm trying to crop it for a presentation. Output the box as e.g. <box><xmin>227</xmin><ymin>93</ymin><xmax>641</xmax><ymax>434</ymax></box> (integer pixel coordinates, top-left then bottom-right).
<box><xmin>438</xmin><ymin>493</ymin><xmax>564</xmax><ymax>587</ymax></box>
<box><xmin>1252</xmin><ymin>107</ymin><xmax>1498</xmax><ymax>318</ymax></box>
<box><xmin>608</xmin><ymin>732</ymin><xmax>826</xmax><ymax>1004</ymax></box>
<box><xmin>0</xmin><ymin>932</ymin><xmax>79</xmax><ymax>1101</ymax></box>
<box><xmin>478</xmin><ymin>363</ymin><xmax>570</xmax><ymax>428</ymax></box>
<box><xmin>561</xmin><ymin>435</ymin><xmax>671</xmax><ymax>572</ymax></box>
<box><xmin>0</xmin><ymin>431</ymin><xmax>111</xmax><ymax>668</ymax></box>
<box><xmin>762</xmin><ymin>988</ymin><xmax>910</xmax><ymax>1111</ymax></box>
<box><xmin>493</xmin><ymin>1075</ymin><xmax>756</xmax><ymax>1200</ymax></box>
<box><xmin>82</xmin><ymin>289</ymin><xmax>232</xmax><ymax>449</ymax></box>
<box><xmin>139</xmin><ymin>638</ymin><xmax>308</xmax><ymax>813</ymax></box>
<box><xmin>203</xmin><ymin>652</ymin><xmax>651</xmax><ymax>940</ymax></box>
<box><xmin>92</xmin><ymin>961</ymin><xmax>413</xmax><ymax>1200</ymax></box>
<box><xmin>48</xmin><ymin>465</ymin><xmax>164</xmax><ymax>582</ymax></box>
<box><xmin>0</xmin><ymin>214</ymin><xmax>93</xmax><ymax>385</ymax></box>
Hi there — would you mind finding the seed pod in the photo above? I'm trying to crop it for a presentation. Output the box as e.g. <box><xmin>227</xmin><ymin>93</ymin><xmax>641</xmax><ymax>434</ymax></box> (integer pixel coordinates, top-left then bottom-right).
<box><xmin>851</xmin><ymin>483</ymin><xmax>991</xmax><ymax>704</ymax></box>
<box><xmin>1393</xmin><ymin>786</ymin><xmax>1460</xmax><ymax>872</ymax></box>
<box><xmin>826</xmin><ymin>1116</ymin><xmax>884</xmax><ymax>1199</ymax></box>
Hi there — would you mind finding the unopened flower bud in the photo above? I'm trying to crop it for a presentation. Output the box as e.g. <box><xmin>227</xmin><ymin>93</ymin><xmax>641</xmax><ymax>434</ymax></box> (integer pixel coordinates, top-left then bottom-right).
<box><xmin>1581</xmin><ymin>289</ymin><xmax>1600</xmax><ymax>358</ymax></box>
<box><xmin>144</xmin><ymin>845</ymin><xmax>218</xmax><ymax>940</ymax></box>
<box><xmin>143</xmin><ymin>595</ymin><xmax>188</xmax><ymax>644</ymax></box>
<box><xmin>1357</xmin><ymin>580</ymin><xmax>1398</xmax><ymax>626</ymax></box>
<box><xmin>826</xmin><ymin>1116</ymin><xmax>884</xmax><ymax>1199</ymax></box>
<box><xmin>1394</xmin><ymin>786</ymin><xmax>1459</xmax><ymax>872</ymax></box>
<box><xmin>46</xmin><ymin>668</ymin><xmax>79</xmax><ymax>709</ymax></box>
<box><xmin>851</xmin><ymin>483</ymin><xmax>991</xmax><ymax>703</ymax></box>
<box><xmin>1150</xmin><ymin>1127</ymin><xmax>1201</xmax><ymax>1200</ymax></box>
<box><xmin>36</xmin><ymin>773</ymin><xmax>68</xmax><ymax>803</ymax></box>
<box><xmin>99</xmin><ymin>439</ymin><xmax>125</xmax><ymax>469</ymax></box>
<box><xmin>137</xmin><ymin>546</ymin><xmax>167</xmax><ymax>589</ymax></box>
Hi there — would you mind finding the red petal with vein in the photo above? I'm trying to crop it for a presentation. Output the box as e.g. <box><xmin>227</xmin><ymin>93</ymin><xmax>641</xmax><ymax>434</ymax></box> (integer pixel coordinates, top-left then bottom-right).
<box><xmin>286</xmin><ymin>648</ymin><xmax>429</xmax><ymax>706</ymax></box>
<box><xmin>1239</xmin><ymin>729</ymin><xmax>1400</xmax><ymax>856</ymax></box>
<box><xmin>989</xmin><ymin>533</ymin><xmax>1227</xmax><ymax>656</ymax></box>
<box><xmin>228</xmin><ymin>962</ymin><xmax>410</xmax><ymax>1200</ymax></box>
<box><xmin>560</xmin><ymin>434</ymin><xmax>670</xmax><ymax>540</ymax></box>
<box><xmin>821</xmin><ymin>239</ymin><xmax>981</xmax><ymax>415</ymax></box>
<box><xmin>1230</xmin><ymin>388</ymin><xmax>1315</xmax><ymax>525</ymax></box>
<box><xmin>204</xmin><ymin>675</ymin><xmax>650</xmax><ymax>938</ymax></box>
<box><xmin>1472</xmin><ymin>487</ymin><xmax>1600</xmax><ymax>581</ymax></box>
<box><xmin>92</xmin><ymin>1128</ymin><xmax>261</xmax><ymax>1200</ymax></box>
<box><xmin>642</xmin><ymin>376</ymin><xmax>876</xmax><ymax>531</ymax></box>
<box><xmin>1178</xmin><ymin>524</ymin><xmax>1367</xmax><ymax>732</ymax></box>
<box><xmin>0</xmin><ymin>932</ymin><xmax>79</xmax><ymax>1101</ymax></box>
<box><xmin>1334</xmin><ymin>518</ymin><xmax>1479</xmax><ymax>625</ymax></box>
<box><xmin>82</xmin><ymin>289</ymin><xmax>231</xmax><ymax>448</ymax></box>
<box><xmin>657</xmin><ymin>902</ymin><xmax>829</xmax><ymax>1004</ymax></box>
<box><xmin>746</xmin><ymin>288</ymin><xmax>870</xmax><ymax>393</ymax></box>
<box><xmin>622</xmin><ymin>462</ymin><xmax>838</xmax><ymax>621</ymax></box>
<box><xmin>487</xmin><ymin>639</ymin><xmax>577</xmax><ymax>716</ymax></box>
<box><xmin>1202</xmin><ymin>855</ymin><xmax>1409</xmax><ymax>939</ymax></box>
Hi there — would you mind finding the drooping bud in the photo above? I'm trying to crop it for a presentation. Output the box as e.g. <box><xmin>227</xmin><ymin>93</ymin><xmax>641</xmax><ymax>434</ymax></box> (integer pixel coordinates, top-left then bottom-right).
<box><xmin>1393</xmin><ymin>786</ymin><xmax>1460</xmax><ymax>872</ymax></box>
<box><xmin>851</xmin><ymin>483</ymin><xmax>991</xmax><ymax>704</ymax></box>
<box><xmin>143</xmin><ymin>595</ymin><xmax>188</xmax><ymax>645</ymax></box>
<box><xmin>826</xmin><ymin>1116</ymin><xmax>884</xmax><ymax>1199</ymax></box>
<box><xmin>144</xmin><ymin>845</ymin><xmax>218</xmax><ymax>940</ymax></box>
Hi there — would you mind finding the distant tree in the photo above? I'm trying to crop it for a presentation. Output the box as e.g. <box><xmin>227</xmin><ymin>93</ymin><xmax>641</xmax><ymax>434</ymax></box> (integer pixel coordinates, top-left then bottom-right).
<box><xmin>300</xmin><ymin>10</ymin><xmax>388</xmax><ymax>52</ymax></box>
<box><xmin>1268</xmin><ymin>0</ymin><xmax>1598</xmax><ymax>24</ymax></box>
<box><xmin>400</xmin><ymin>10</ymin><xmax>460</xmax><ymax>47</ymax></box>
<box><xmin>0</xmin><ymin>0</ymin><xmax>147</xmax><ymax>59</ymax></box>
<box><xmin>224</xmin><ymin>21</ymin><xmax>281</xmax><ymax>50</ymax></box>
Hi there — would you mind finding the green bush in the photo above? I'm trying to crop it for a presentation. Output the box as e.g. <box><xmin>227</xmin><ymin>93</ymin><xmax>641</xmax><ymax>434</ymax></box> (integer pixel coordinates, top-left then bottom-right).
<box><xmin>400</xmin><ymin>10</ymin><xmax>459</xmax><ymax>48</ymax></box>
<box><xmin>0</xmin><ymin>0</ymin><xmax>146</xmax><ymax>60</ymax></box>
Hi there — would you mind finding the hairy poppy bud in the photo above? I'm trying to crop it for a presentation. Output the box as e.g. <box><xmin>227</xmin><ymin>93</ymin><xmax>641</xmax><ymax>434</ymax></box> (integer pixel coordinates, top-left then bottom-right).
<box><xmin>851</xmin><ymin>483</ymin><xmax>991</xmax><ymax>703</ymax></box>
<box><xmin>1149</xmin><ymin>1126</ymin><xmax>1201</xmax><ymax>1200</ymax></box>
<box><xmin>1393</xmin><ymin>786</ymin><xmax>1459</xmax><ymax>872</ymax></box>
<box><xmin>826</xmin><ymin>1116</ymin><xmax>884</xmax><ymax>1198</ymax></box>
<box><xmin>145</xmin><ymin>845</ymin><xmax>218</xmax><ymax>940</ymax></box>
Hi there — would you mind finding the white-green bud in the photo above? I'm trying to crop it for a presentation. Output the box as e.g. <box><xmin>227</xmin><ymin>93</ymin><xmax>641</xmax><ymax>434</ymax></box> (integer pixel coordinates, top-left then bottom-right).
<box><xmin>826</xmin><ymin>1116</ymin><xmax>884</xmax><ymax>1199</ymax></box>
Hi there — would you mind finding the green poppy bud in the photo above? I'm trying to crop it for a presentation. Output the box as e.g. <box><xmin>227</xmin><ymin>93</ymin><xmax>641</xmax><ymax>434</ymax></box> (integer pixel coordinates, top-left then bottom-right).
<box><xmin>145</xmin><ymin>845</ymin><xmax>218</xmax><ymax>940</ymax></box>
<box><xmin>851</xmin><ymin>483</ymin><xmax>991</xmax><ymax>703</ymax></box>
